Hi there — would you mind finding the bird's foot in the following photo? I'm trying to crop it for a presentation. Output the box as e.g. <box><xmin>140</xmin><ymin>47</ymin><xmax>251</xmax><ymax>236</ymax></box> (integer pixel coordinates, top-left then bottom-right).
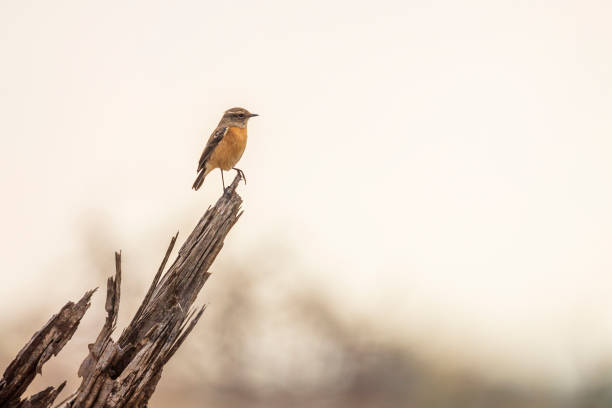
<box><xmin>232</xmin><ymin>168</ymin><xmax>247</xmax><ymax>184</ymax></box>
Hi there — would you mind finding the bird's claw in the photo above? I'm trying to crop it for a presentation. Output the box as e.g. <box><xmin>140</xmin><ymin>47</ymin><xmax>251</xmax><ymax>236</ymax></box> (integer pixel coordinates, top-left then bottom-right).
<box><xmin>232</xmin><ymin>168</ymin><xmax>247</xmax><ymax>184</ymax></box>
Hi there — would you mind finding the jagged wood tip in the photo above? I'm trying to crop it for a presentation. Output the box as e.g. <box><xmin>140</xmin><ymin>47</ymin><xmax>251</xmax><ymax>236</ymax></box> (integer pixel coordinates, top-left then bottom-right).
<box><xmin>0</xmin><ymin>175</ymin><xmax>244</xmax><ymax>408</ymax></box>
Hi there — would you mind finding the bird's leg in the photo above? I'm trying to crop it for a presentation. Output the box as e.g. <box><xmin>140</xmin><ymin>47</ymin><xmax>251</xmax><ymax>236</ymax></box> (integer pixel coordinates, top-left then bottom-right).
<box><xmin>232</xmin><ymin>168</ymin><xmax>247</xmax><ymax>184</ymax></box>
<box><xmin>220</xmin><ymin>169</ymin><xmax>226</xmax><ymax>190</ymax></box>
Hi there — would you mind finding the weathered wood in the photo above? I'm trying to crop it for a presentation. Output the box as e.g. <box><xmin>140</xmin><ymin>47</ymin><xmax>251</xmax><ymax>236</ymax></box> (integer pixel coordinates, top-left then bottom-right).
<box><xmin>69</xmin><ymin>174</ymin><xmax>243</xmax><ymax>407</ymax></box>
<box><xmin>17</xmin><ymin>382</ymin><xmax>66</xmax><ymax>408</ymax></box>
<box><xmin>0</xmin><ymin>291</ymin><xmax>95</xmax><ymax>408</ymax></box>
<box><xmin>0</xmin><ymin>174</ymin><xmax>244</xmax><ymax>408</ymax></box>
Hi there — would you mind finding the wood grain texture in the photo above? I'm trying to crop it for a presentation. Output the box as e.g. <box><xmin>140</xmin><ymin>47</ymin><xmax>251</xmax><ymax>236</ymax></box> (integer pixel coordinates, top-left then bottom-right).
<box><xmin>0</xmin><ymin>291</ymin><xmax>95</xmax><ymax>408</ymax></box>
<box><xmin>0</xmin><ymin>173</ymin><xmax>244</xmax><ymax>408</ymax></box>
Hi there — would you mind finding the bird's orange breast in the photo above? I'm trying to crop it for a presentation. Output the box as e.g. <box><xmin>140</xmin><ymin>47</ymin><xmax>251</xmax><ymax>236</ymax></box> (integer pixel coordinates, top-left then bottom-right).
<box><xmin>209</xmin><ymin>126</ymin><xmax>248</xmax><ymax>170</ymax></box>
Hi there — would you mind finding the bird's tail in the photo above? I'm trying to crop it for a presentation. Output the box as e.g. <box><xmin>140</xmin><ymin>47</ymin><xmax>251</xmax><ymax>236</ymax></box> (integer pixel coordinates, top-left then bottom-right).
<box><xmin>192</xmin><ymin>167</ymin><xmax>208</xmax><ymax>190</ymax></box>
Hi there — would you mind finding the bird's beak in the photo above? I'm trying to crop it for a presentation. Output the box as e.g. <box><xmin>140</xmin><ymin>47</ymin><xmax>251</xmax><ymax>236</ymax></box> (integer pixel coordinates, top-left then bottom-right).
<box><xmin>249</xmin><ymin>113</ymin><xmax>259</xmax><ymax>118</ymax></box>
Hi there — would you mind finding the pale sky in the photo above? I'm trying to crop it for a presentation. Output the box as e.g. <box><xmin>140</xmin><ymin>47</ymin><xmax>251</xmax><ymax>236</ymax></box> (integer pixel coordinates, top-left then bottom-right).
<box><xmin>1</xmin><ymin>0</ymin><xmax>612</xmax><ymax>392</ymax></box>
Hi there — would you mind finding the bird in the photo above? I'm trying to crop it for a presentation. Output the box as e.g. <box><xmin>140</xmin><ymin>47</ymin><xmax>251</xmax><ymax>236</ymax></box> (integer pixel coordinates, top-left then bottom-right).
<box><xmin>192</xmin><ymin>107</ymin><xmax>258</xmax><ymax>191</ymax></box>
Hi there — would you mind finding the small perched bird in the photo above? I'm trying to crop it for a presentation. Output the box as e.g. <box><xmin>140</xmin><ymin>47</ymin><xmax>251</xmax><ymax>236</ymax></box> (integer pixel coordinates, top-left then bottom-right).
<box><xmin>192</xmin><ymin>107</ymin><xmax>258</xmax><ymax>191</ymax></box>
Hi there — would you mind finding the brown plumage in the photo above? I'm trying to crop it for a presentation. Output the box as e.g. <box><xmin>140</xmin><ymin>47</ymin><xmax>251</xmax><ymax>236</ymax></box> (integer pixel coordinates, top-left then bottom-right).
<box><xmin>192</xmin><ymin>107</ymin><xmax>258</xmax><ymax>191</ymax></box>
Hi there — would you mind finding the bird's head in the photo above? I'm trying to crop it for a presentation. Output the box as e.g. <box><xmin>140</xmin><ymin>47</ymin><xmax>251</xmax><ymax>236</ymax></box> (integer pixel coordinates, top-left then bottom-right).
<box><xmin>220</xmin><ymin>107</ymin><xmax>258</xmax><ymax>128</ymax></box>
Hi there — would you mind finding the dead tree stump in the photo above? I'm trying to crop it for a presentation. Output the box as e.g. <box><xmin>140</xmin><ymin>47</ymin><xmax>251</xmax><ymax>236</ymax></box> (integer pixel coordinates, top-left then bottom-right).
<box><xmin>0</xmin><ymin>175</ymin><xmax>244</xmax><ymax>408</ymax></box>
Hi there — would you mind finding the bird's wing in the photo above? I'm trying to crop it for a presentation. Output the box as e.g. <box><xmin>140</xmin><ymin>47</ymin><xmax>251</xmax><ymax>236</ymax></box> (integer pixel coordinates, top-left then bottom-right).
<box><xmin>197</xmin><ymin>126</ymin><xmax>228</xmax><ymax>172</ymax></box>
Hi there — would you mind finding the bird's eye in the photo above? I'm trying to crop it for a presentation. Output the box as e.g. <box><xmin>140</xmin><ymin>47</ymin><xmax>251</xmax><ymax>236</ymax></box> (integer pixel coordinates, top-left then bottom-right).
<box><xmin>238</xmin><ymin>113</ymin><xmax>245</xmax><ymax>118</ymax></box>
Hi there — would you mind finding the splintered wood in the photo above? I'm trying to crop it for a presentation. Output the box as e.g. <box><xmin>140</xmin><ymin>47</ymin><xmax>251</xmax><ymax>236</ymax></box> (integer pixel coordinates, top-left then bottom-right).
<box><xmin>0</xmin><ymin>175</ymin><xmax>244</xmax><ymax>408</ymax></box>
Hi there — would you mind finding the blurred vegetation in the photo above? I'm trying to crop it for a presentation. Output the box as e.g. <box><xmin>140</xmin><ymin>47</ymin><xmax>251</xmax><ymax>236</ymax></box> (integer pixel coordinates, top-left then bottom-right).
<box><xmin>3</xmin><ymin>255</ymin><xmax>612</xmax><ymax>408</ymax></box>
<box><xmin>1</xmin><ymin>216</ymin><xmax>612</xmax><ymax>408</ymax></box>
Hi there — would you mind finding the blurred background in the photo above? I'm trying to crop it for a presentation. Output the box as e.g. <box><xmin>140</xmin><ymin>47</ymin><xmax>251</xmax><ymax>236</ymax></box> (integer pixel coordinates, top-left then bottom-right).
<box><xmin>2</xmin><ymin>1</ymin><xmax>612</xmax><ymax>406</ymax></box>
